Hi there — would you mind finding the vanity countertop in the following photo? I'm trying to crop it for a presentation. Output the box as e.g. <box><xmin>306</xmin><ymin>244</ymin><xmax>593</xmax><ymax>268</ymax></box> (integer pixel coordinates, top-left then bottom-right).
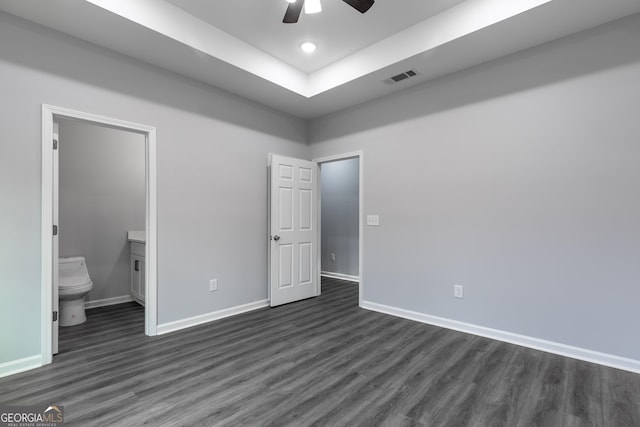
<box><xmin>127</xmin><ymin>231</ymin><xmax>146</xmax><ymax>243</ymax></box>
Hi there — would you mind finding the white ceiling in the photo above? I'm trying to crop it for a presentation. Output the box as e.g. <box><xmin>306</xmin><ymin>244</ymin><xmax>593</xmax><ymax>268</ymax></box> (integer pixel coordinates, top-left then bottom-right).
<box><xmin>164</xmin><ymin>0</ymin><xmax>467</xmax><ymax>73</ymax></box>
<box><xmin>1</xmin><ymin>0</ymin><xmax>640</xmax><ymax>119</ymax></box>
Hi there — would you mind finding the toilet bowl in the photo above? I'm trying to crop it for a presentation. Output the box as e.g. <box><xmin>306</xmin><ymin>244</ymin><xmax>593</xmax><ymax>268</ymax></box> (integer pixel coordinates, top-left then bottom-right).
<box><xmin>59</xmin><ymin>256</ymin><xmax>93</xmax><ymax>327</ymax></box>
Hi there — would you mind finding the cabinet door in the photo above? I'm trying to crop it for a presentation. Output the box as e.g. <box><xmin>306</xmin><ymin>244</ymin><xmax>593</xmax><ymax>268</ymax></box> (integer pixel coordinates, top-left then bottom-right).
<box><xmin>131</xmin><ymin>255</ymin><xmax>139</xmax><ymax>297</ymax></box>
<box><xmin>131</xmin><ymin>254</ymin><xmax>145</xmax><ymax>302</ymax></box>
<box><xmin>139</xmin><ymin>258</ymin><xmax>146</xmax><ymax>300</ymax></box>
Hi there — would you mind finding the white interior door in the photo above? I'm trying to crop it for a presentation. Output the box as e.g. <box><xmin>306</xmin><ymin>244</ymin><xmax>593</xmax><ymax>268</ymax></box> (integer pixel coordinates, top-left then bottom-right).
<box><xmin>269</xmin><ymin>154</ymin><xmax>319</xmax><ymax>307</ymax></box>
<box><xmin>52</xmin><ymin>121</ymin><xmax>59</xmax><ymax>354</ymax></box>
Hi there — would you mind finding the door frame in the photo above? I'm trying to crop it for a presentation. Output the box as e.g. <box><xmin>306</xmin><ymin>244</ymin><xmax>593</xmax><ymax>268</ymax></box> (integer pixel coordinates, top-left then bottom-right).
<box><xmin>40</xmin><ymin>104</ymin><xmax>158</xmax><ymax>365</ymax></box>
<box><xmin>313</xmin><ymin>151</ymin><xmax>364</xmax><ymax>306</ymax></box>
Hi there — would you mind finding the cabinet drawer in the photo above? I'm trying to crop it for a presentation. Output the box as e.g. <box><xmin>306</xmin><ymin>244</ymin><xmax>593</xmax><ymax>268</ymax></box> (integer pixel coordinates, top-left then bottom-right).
<box><xmin>131</xmin><ymin>242</ymin><xmax>145</xmax><ymax>256</ymax></box>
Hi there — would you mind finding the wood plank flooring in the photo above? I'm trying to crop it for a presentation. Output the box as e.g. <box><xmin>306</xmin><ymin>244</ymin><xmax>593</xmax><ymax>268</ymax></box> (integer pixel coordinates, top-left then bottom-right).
<box><xmin>1</xmin><ymin>277</ymin><xmax>639</xmax><ymax>426</ymax></box>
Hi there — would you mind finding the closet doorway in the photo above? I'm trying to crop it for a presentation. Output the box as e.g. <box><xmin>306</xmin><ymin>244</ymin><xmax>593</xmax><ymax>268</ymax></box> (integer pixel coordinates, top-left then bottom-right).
<box><xmin>315</xmin><ymin>152</ymin><xmax>363</xmax><ymax>305</ymax></box>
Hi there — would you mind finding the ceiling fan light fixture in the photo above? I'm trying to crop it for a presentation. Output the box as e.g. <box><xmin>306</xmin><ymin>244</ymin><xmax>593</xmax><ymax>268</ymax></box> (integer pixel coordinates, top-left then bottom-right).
<box><xmin>300</xmin><ymin>41</ymin><xmax>317</xmax><ymax>54</ymax></box>
<box><xmin>305</xmin><ymin>0</ymin><xmax>322</xmax><ymax>14</ymax></box>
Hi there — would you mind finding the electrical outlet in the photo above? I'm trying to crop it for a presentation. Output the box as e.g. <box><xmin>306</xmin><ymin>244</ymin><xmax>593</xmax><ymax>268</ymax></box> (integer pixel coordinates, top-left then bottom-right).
<box><xmin>209</xmin><ymin>279</ymin><xmax>218</xmax><ymax>292</ymax></box>
<box><xmin>454</xmin><ymin>284</ymin><xmax>464</xmax><ymax>299</ymax></box>
<box><xmin>367</xmin><ymin>215</ymin><xmax>380</xmax><ymax>226</ymax></box>
<box><xmin>330</xmin><ymin>253</ymin><xmax>336</xmax><ymax>261</ymax></box>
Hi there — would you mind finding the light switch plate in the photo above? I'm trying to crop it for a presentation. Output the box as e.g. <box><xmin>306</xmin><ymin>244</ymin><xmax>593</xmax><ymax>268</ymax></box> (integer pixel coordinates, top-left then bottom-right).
<box><xmin>367</xmin><ymin>215</ymin><xmax>380</xmax><ymax>226</ymax></box>
<box><xmin>454</xmin><ymin>284</ymin><xmax>463</xmax><ymax>299</ymax></box>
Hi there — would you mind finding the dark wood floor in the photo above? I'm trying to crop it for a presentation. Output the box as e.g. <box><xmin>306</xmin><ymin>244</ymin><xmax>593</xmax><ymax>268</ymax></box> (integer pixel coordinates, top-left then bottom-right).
<box><xmin>1</xmin><ymin>278</ymin><xmax>639</xmax><ymax>426</ymax></box>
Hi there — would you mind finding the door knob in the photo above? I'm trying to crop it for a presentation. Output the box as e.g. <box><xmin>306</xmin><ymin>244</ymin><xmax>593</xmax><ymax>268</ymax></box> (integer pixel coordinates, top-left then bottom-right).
<box><xmin>273</xmin><ymin>235</ymin><xmax>280</xmax><ymax>241</ymax></box>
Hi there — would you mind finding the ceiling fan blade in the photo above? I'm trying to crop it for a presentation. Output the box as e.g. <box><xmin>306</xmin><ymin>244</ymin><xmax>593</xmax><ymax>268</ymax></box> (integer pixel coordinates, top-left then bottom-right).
<box><xmin>342</xmin><ymin>0</ymin><xmax>374</xmax><ymax>14</ymax></box>
<box><xmin>283</xmin><ymin>0</ymin><xmax>305</xmax><ymax>23</ymax></box>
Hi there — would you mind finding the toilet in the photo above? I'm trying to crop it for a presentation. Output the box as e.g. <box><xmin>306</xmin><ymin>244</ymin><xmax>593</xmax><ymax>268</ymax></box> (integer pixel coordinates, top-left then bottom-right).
<box><xmin>58</xmin><ymin>256</ymin><xmax>93</xmax><ymax>327</ymax></box>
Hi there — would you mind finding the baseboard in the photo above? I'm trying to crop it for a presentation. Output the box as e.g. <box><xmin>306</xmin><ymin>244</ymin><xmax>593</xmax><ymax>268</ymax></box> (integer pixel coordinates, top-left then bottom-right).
<box><xmin>0</xmin><ymin>355</ymin><xmax>42</xmax><ymax>378</ymax></box>
<box><xmin>321</xmin><ymin>271</ymin><xmax>360</xmax><ymax>283</ymax></box>
<box><xmin>157</xmin><ymin>299</ymin><xmax>270</xmax><ymax>335</ymax></box>
<box><xmin>85</xmin><ymin>295</ymin><xmax>133</xmax><ymax>309</ymax></box>
<box><xmin>361</xmin><ymin>301</ymin><xmax>640</xmax><ymax>375</ymax></box>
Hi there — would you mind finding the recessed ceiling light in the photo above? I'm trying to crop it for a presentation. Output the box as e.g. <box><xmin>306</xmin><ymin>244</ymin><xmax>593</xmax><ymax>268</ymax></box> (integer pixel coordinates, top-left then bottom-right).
<box><xmin>304</xmin><ymin>0</ymin><xmax>322</xmax><ymax>14</ymax></box>
<box><xmin>300</xmin><ymin>42</ymin><xmax>317</xmax><ymax>54</ymax></box>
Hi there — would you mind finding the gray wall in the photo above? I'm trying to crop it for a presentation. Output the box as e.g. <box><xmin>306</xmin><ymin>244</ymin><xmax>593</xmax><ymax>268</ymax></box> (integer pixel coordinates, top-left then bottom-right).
<box><xmin>309</xmin><ymin>14</ymin><xmax>640</xmax><ymax>360</ymax></box>
<box><xmin>0</xmin><ymin>11</ymin><xmax>307</xmax><ymax>364</ymax></box>
<box><xmin>58</xmin><ymin>119</ymin><xmax>145</xmax><ymax>303</ymax></box>
<box><xmin>2</xmin><ymin>7</ymin><xmax>640</xmax><ymax>369</ymax></box>
<box><xmin>321</xmin><ymin>159</ymin><xmax>359</xmax><ymax>277</ymax></box>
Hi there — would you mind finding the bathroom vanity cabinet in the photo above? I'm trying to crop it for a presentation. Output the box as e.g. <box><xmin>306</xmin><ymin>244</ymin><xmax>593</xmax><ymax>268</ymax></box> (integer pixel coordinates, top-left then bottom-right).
<box><xmin>128</xmin><ymin>231</ymin><xmax>146</xmax><ymax>306</ymax></box>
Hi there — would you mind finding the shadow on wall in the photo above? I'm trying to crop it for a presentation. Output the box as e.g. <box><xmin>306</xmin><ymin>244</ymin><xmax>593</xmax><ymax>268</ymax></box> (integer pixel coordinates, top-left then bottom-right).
<box><xmin>310</xmin><ymin>13</ymin><xmax>640</xmax><ymax>142</ymax></box>
<box><xmin>0</xmin><ymin>11</ymin><xmax>305</xmax><ymax>143</ymax></box>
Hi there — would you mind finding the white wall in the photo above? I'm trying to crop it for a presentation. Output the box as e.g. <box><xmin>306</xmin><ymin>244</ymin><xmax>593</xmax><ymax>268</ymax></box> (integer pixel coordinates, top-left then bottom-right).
<box><xmin>320</xmin><ymin>159</ymin><xmax>359</xmax><ymax>277</ymax></box>
<box><xmin>310</xmin><ymin>13</ymin><xmax>640</xmax><ymax>361</ymax></box>
<box><xmin>58</xmin><ymin>119</ymin><xmax>145</xmax><ymax>303</ymax></box>
<box><xmin>0</xmin><ymin>11</ymin><xmax>307</xmax><ymax>365</ymax></box>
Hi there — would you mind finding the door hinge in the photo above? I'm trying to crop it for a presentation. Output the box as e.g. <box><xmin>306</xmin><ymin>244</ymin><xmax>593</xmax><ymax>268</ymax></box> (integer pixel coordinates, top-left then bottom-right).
<box><xmin>53</xmin><ymin>225</ymin><xmax>58</xmax><ymax>236</ymax></box>
<box><xmin>53</xmin><ymin>311</ymin><xmax>58</xmax><ymax>322</ymax></box>
<box><xmin>53</xmin><ymin>139</ymin><xmax>58</xmax><ymax>150</ymax></box>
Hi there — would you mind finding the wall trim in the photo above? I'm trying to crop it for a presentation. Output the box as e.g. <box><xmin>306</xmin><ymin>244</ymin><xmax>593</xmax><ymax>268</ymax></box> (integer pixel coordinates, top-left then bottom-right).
<box><xmin>85</xmin><ymin>295</ymin><xmax>134</xmax><ymax>309</ymax></box>
<box><xmin>0</xmin><ymin>355</ymin><xmax>42</xmax><ymax>379</ymax></box>
<box><xmin>321</xmin><ymin>271</ymin><xmax>360</xmax><ymax>283</ymax></box>
<box><xmin>361</xmin><ymin>301</ymin><xmax>640</xmax><ymax>375</ymax></box>
<box><xmin>157</xmin><ymin>300</ymin><xmax>270</xmax><ymax>335</ymax></box>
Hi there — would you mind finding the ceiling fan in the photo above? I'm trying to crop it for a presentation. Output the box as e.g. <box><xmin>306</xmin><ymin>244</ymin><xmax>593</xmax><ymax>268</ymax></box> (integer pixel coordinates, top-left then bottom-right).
<box><xmin>283</xmin><ymin>0</ymin><xmax>375</xmax><ymax>24</ymax></box>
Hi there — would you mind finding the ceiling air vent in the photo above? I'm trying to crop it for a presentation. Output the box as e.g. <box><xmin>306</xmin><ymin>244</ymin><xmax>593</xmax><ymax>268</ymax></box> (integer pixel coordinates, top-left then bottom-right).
<box><xmin>384</xmin><ymin>69</ymin><xmax>420</xmax><ymax>85</ymax></box>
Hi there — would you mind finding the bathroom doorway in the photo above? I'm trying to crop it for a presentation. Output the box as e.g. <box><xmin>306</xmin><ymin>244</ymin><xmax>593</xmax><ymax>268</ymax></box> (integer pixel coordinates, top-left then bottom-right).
<box><xmin>58</xmin><ymin>118</ymin><xmax>145</xmax><ymax>320</ymax></box>
<box><xmin>315</xmin><ymin>152</ymin><xmax>363</xmax><ymax>305</ymax></box>
<box><xmin>41</xmin><ymin>105</ymin><xmax>158</xmax><ymax>364</ymax></box>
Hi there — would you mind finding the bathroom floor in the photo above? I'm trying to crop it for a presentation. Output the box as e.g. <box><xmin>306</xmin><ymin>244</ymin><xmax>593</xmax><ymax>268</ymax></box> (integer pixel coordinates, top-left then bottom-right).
<box><xmin>58</xmin><ymin>301</ymin><xmax>144</xmax><ymax>354</ymax></box>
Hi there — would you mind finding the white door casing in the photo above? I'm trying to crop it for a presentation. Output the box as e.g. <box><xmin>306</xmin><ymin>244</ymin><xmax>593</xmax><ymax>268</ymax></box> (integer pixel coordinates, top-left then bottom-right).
<box><xmin>41</xmin><ymin>104</ymin><xmax>158</xmax><ymax>366</ymax></box>
<box><xmin>269</xmin><ymin>154</ymin><xmax>319</xmax><ymax>306</ymax></box>
<box><xmin>52</xmin><ymin>121</ymin><xmax>59</xmax><ymax>355</ymax></box>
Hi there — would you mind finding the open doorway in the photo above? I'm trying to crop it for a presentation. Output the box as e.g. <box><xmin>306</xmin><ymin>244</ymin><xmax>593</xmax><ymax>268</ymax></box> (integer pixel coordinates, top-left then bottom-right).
<box><xmin>41</xmin><ymin>105</ymin><xmax>157</xmax><ymax>366</ymax></box>
<box><xmin>56</xmin><ymin>118</ymin><xmax>145</xmax><ymax>350</ymax></box>
<box><xmin>315</xmin><ymin>152</ymin><xmax>363</xmax><ymax>306</ymax></box>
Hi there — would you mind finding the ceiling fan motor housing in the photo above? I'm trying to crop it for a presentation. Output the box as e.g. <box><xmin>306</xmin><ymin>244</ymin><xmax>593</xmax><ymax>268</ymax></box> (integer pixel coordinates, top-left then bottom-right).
<box><xmin>283</xmin><ymin>0</ymin><xmax>375</xmax><ymax>24</ymax></box>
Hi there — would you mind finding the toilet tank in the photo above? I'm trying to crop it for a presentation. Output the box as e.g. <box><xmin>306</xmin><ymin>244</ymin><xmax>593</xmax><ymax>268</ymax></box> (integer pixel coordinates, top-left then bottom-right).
<box><xmin>59</xmin><ymin>256</ymin><xmax>90</xmax><ymax>281</ymax></box>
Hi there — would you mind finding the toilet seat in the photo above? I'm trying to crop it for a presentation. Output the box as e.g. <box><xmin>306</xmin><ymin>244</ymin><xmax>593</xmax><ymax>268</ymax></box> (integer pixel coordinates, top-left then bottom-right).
<box><xmin>59</xmin><ymin>276</ymin><xmax>92</xmax><ymax>289</ymax></box>
<box><xmin>59</xmin><ymin>280</ymin><xmax>93</xmax><ymax>295</ymax></box>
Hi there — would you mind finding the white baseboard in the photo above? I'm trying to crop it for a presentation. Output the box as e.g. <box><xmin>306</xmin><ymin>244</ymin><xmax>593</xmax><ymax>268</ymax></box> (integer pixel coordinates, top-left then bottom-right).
<box><xmin>321</xmin><ymin>271</ymin><xmax>360</xmax><ymax>283</ymax></box>
<box><xmin>0</xmin><ymin>355</ymin><xmax>42</xmax><ymax>378</ymax></box>
<box><xmin>361</xmin><ymin>301</ymin><xmax>640</xmax><ymax>375</ymax></box>
<box><xmin>85</xmin><ymin>295</ymin><xmax>133</xmax><ymax>309</ymax></box>
<box><xmin>157</xmin><ymin>299</ymin><xmax>270</xmax><ymax>335</ymax></box>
